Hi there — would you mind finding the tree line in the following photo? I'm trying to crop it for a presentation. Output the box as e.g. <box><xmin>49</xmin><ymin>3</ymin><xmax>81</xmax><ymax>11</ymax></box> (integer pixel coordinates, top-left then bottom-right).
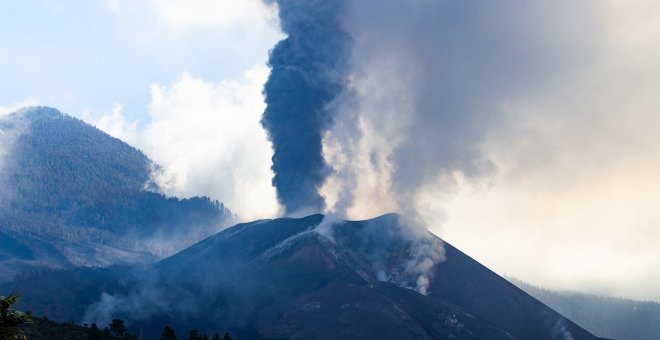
<box><xmin>1</xmin><ymin>293</ymin><xmax>233</xmax><ymax>340</ymax></box>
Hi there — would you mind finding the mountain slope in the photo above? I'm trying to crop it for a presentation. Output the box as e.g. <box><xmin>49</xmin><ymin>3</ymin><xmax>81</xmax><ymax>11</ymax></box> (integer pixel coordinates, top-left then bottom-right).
<box><xmin>511</xmin><ymin>278</ymin><xmax>660</xmax><ymax>340</ymax></box>
<box><xmin>3</xmin><ymin>214</ymin><xmax>599</xmax><ymax>339</ymax></box>
<box><xmin>0</xmin><ymin>107</ymin><xmax>233</xmax><ymax>281</ymax></box>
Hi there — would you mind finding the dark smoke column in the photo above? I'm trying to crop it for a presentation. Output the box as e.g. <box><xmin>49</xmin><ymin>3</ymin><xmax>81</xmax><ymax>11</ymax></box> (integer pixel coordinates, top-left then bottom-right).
<box><xmin>262</xmin><ymin>0</ymin><xmax>351</xmax><ymax>214</ymax></box>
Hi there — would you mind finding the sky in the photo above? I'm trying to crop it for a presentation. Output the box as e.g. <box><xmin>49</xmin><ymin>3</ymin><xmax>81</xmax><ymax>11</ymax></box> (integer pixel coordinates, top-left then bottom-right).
<box><xmin>1</xmin><ymin>0</ymin><xmax>660</xmax><ymax>301</ymax></box>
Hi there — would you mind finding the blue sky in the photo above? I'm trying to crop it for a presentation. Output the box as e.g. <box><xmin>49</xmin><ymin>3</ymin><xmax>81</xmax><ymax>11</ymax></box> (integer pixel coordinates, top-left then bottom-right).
<box><xmin>0</xmin><ymin>0</ymin><xmax>280</xmax><ymax>123</ymax></box>
<box><xmin>2</xmin><ymin>0</ymin><xmax>660</xmax><ymax>301</ymax></box>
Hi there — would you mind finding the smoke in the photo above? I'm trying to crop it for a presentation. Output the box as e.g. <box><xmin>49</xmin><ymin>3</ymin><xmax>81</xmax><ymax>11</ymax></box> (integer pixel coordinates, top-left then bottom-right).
<box><xmin>261</xmin><ymin>0</ymin><xmax>352</xmax><ymax>215</ymax></box>
<box><xmin>375</xmin><ymin>216</ymin><xmax>446</xmax><ymax>296</ymax></box>
<box><xmin>263</xmin><ymin>1</ymin><xmax>602</xmax><ymax>219</ymax></box>
<box><xmin>261</xmin><ymin>1</ymin><xmax>604</xmax><ymax>294</ymax></box>
<box><xmin>83</xmin><ymin>274</ymin><xmax>195</xmax><ymax>328</ymax></box>
<box><xmin>551</xmin><ymin>318</ymin><xmax>575</xmax><ymax>340</ymax></box>
<box><xmin>322</xmin><ymin>1</ymin><xmax>603</xmax><ymax>220</ymax></box>
<box><xmin>403</xmin><ymin>230</ymin><xmax>446</xmax><ymax>295</ymax></box>
<box><xmin>0</xmin><ymin>109</ymin><xmax>30</xmax><ymax>206</ymax></box>
<box><xmin>318</xmin><ymin>213</ymin><xmax>445</xmax><ymax>295</ymax></box>
<box><xmin>0</xmin><ymin>103</ymin><xmax>33</xmax><ymax>162</ymax></box>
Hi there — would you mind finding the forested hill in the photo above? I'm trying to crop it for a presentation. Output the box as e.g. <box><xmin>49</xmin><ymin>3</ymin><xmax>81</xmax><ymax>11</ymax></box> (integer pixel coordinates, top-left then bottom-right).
<box><xmin>0</xmin><ymin>107</ymin><xmax>234</xmax><ymax>281</ymax></box>
<box><xmin>510</xmin><ymin>278</ymin><xmax>660</xmax><ymax>340</ymax></box>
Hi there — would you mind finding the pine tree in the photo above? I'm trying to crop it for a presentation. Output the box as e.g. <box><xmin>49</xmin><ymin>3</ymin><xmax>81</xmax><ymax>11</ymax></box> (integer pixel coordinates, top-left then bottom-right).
<box><xmin>102</xmin><ymin>327</ymin><xmax>113</xmax><ymax>340</ymax></box>
<box><xmin>161</xmin><ymin>325</ymin><xmax>178</xmax><ymax>340</ymax></box>
<box><xmin>89</xmin><ymin>323</ymin><xmax>102</xmax><ymax>340</ymax></box>
<box><xmin>187</xmin><ymin>329</ymin><xmax>202</xmax><ymax>340</ymax></box>
<box><xmin>110</xmin><ymin>318</ymin><xmax>126</xmax><ymax>337</ymax></box>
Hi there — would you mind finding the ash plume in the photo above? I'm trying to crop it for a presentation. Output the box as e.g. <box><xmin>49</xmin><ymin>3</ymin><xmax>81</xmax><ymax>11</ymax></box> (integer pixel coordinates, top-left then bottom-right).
<box><xmin>261</xmin><ymin>0</ymin><xmax>352</xmax><ymax>215</ymax></box>
<box><xmin>321</xmin><ymin>1</ymin><xmax>601</xmax><ymax>219</ymax></box>
<box><xmin>260</xmin><ymin>0</ymin><xmax>601</xmax><ymax>294</ymax></box>
<box><xmin>263</xmin><ymin>1</ymin><xmax>596</xmax><ymax>217</ymax></box>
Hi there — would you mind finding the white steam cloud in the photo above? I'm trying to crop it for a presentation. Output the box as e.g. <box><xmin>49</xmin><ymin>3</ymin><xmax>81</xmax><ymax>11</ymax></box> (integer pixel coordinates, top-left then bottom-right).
<box><xmin>149</xmin><ymin>0</ymin><xmax>278</xmax><ymax>34</ymax></box>
<box><xmin>0</xmin><ymin>107</ymin><xmax>31</xmax><ymax>206</ymax></box>
<box><xmin>90</xmin><ymin>67</ymin><xmax>281</xmax><ymax>221</ymax></box>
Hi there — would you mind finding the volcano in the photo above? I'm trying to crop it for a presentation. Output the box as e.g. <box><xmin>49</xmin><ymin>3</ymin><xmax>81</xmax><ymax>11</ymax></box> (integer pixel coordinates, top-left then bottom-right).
<box><xmin>4</xmin><ymin>214</ymin><xmax>600</xmax><ymax>339</ymax></box>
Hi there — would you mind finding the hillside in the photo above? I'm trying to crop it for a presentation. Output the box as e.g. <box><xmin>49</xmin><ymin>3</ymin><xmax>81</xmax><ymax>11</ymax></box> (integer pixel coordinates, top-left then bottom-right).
<box><xmin>2</xmin><ymin>214</ymin><xmax>599</xmax><ymax>339</ymax></box>
<box><xmin>0</xmin><ymin>107</ymin><xmax>234</xmax><ymax>282</ymax></box>
<box><xmin>511</xmin><ymin>278</ymin><xmax>660</xmax><ymax>340</ymax></box>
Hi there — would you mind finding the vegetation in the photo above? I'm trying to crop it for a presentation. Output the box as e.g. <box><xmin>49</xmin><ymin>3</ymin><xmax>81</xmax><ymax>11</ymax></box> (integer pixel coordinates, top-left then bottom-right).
<box><xmin>160</xmin><ymin>325</ymin><xmax>177</xmax><ymax>340</ymax></box>
<box><xmin>13</xmin><ymin>315</ymin><xmax>234</xmax><ymax>340</ymax></box>
<box><xmin>512</xmin><ymin>278</ymin><xmax>660</xmax><ymax>340</ymax></box>
<box><xmin>0</xmin><ymin>293</ymin><xmax>32</xmax><ymax>339</ymax></box>
<box><xmin>2</xmin><ymin>267</ymin><xmax>127</xmax><ymax>323</ymax></box>
<box><xmin>177</xmin><ymin>327</ymin><xmax>231</xmax><ymax>340</ymax></box>
<box><xmin>109</xmin><ymin>319</ymin><xmax>126</xmax><ymax>338</ymax></box>
<box><xmin>0</xmin><ymin>107</ymin><xmax>233</xmax><ymax>270</ymax></box>
<box><xmin>1</xmin><ymin>288</ymin><xmax>230</xmax><ymax>340</ymax></box>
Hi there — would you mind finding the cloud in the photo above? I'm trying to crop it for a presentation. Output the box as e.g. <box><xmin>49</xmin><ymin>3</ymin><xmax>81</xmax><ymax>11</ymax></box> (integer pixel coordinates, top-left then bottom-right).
<box><xmin>0</xmin><ymin>100</ymin><xmax>37</xmax><ymax>117</ymax></box>
<box><xmin>149</xmin><ymin>0</ymin><xmax>279</xmax><ymax>34</ymax></box>
<box><xmin>105</xmin><ymin>0</ymin><xmax>122</xmax><ymax>13</ymax></box>
<box><xmin>0</xmin><ymin>102</ymin><xmax>35</xmax><ymax>172</ymax></box>
<box><xmin>91</xmin><ymin>67</ymin><xmax>281</xmax><ymax>221</ymax></box>
<box><xmin>0</xmin><ymin>107</ymin><xmax>31</xmax><ymax>206</ymax></box>
<box><xmin>0</xmin><ymin>1</ymin><xmax>281</xmax><ymax>125</ymax></box>
<box><xmin>83</xmin><ymin>104</ymin><xmax>139</xmax><ymax>143</ymax></box>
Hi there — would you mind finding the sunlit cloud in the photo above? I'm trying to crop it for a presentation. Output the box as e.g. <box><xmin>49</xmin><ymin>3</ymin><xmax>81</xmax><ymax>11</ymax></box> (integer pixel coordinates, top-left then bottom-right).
<box><xmin>91</xmin><ymin>67</ymin><xmax>281</xmax><ymax>221</ymax></box>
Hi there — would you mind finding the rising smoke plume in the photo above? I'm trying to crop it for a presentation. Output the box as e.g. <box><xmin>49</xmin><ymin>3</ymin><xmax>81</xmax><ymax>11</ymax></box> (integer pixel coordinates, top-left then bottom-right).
<box><xmin>264</xmin><ymin>1</ymin><xmax>597</xmax><ymax>219</ymax></box>
<box><xmin>261</xmin><ymin>0</ymin><xmax>601</xmax><ymax>294</ymax></box>
<box><xmin>322</xmin><ymin>0</ymin><xmax>601</xmax><ymax>220</ymax></box>
<box><xmin>261</xmin><ymin>0</ymin><xmax>352</xmax><ymax>215</ymax></box>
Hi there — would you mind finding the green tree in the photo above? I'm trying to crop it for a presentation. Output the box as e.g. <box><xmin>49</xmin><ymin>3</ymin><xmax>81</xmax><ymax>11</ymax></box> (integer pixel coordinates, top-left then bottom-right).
<box><xmin>102</xmin><ymin>327</ymin><xmax>113</xmax><ymax>340</ymax></box>
<box><xmin>0</xmin><ymin>293</ymin><xmax>32</xmax><ymax>339</ymax></box>
<box><xmin>187</xmin><ymin>329</ymin><xmax>202</xmax><ymax>340</ymax></box>
<box><xmin>161</xmin><ymin>325</ymin><xmax>178</xmax><ymax>340</ymax></box>
<box><xmin>89</xmin><ymin>323</ymin><xmax>102</xmax><ymax>340</ymax></box>
<box><xmin>123</xmin><ymin>333</ymin><xmax>138</xmax><ymax>340</ymax></box>
<box><xmin>110</xmin><ymin>318</ymin><xmax>126</xmax><ymax>337</ymax></box>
